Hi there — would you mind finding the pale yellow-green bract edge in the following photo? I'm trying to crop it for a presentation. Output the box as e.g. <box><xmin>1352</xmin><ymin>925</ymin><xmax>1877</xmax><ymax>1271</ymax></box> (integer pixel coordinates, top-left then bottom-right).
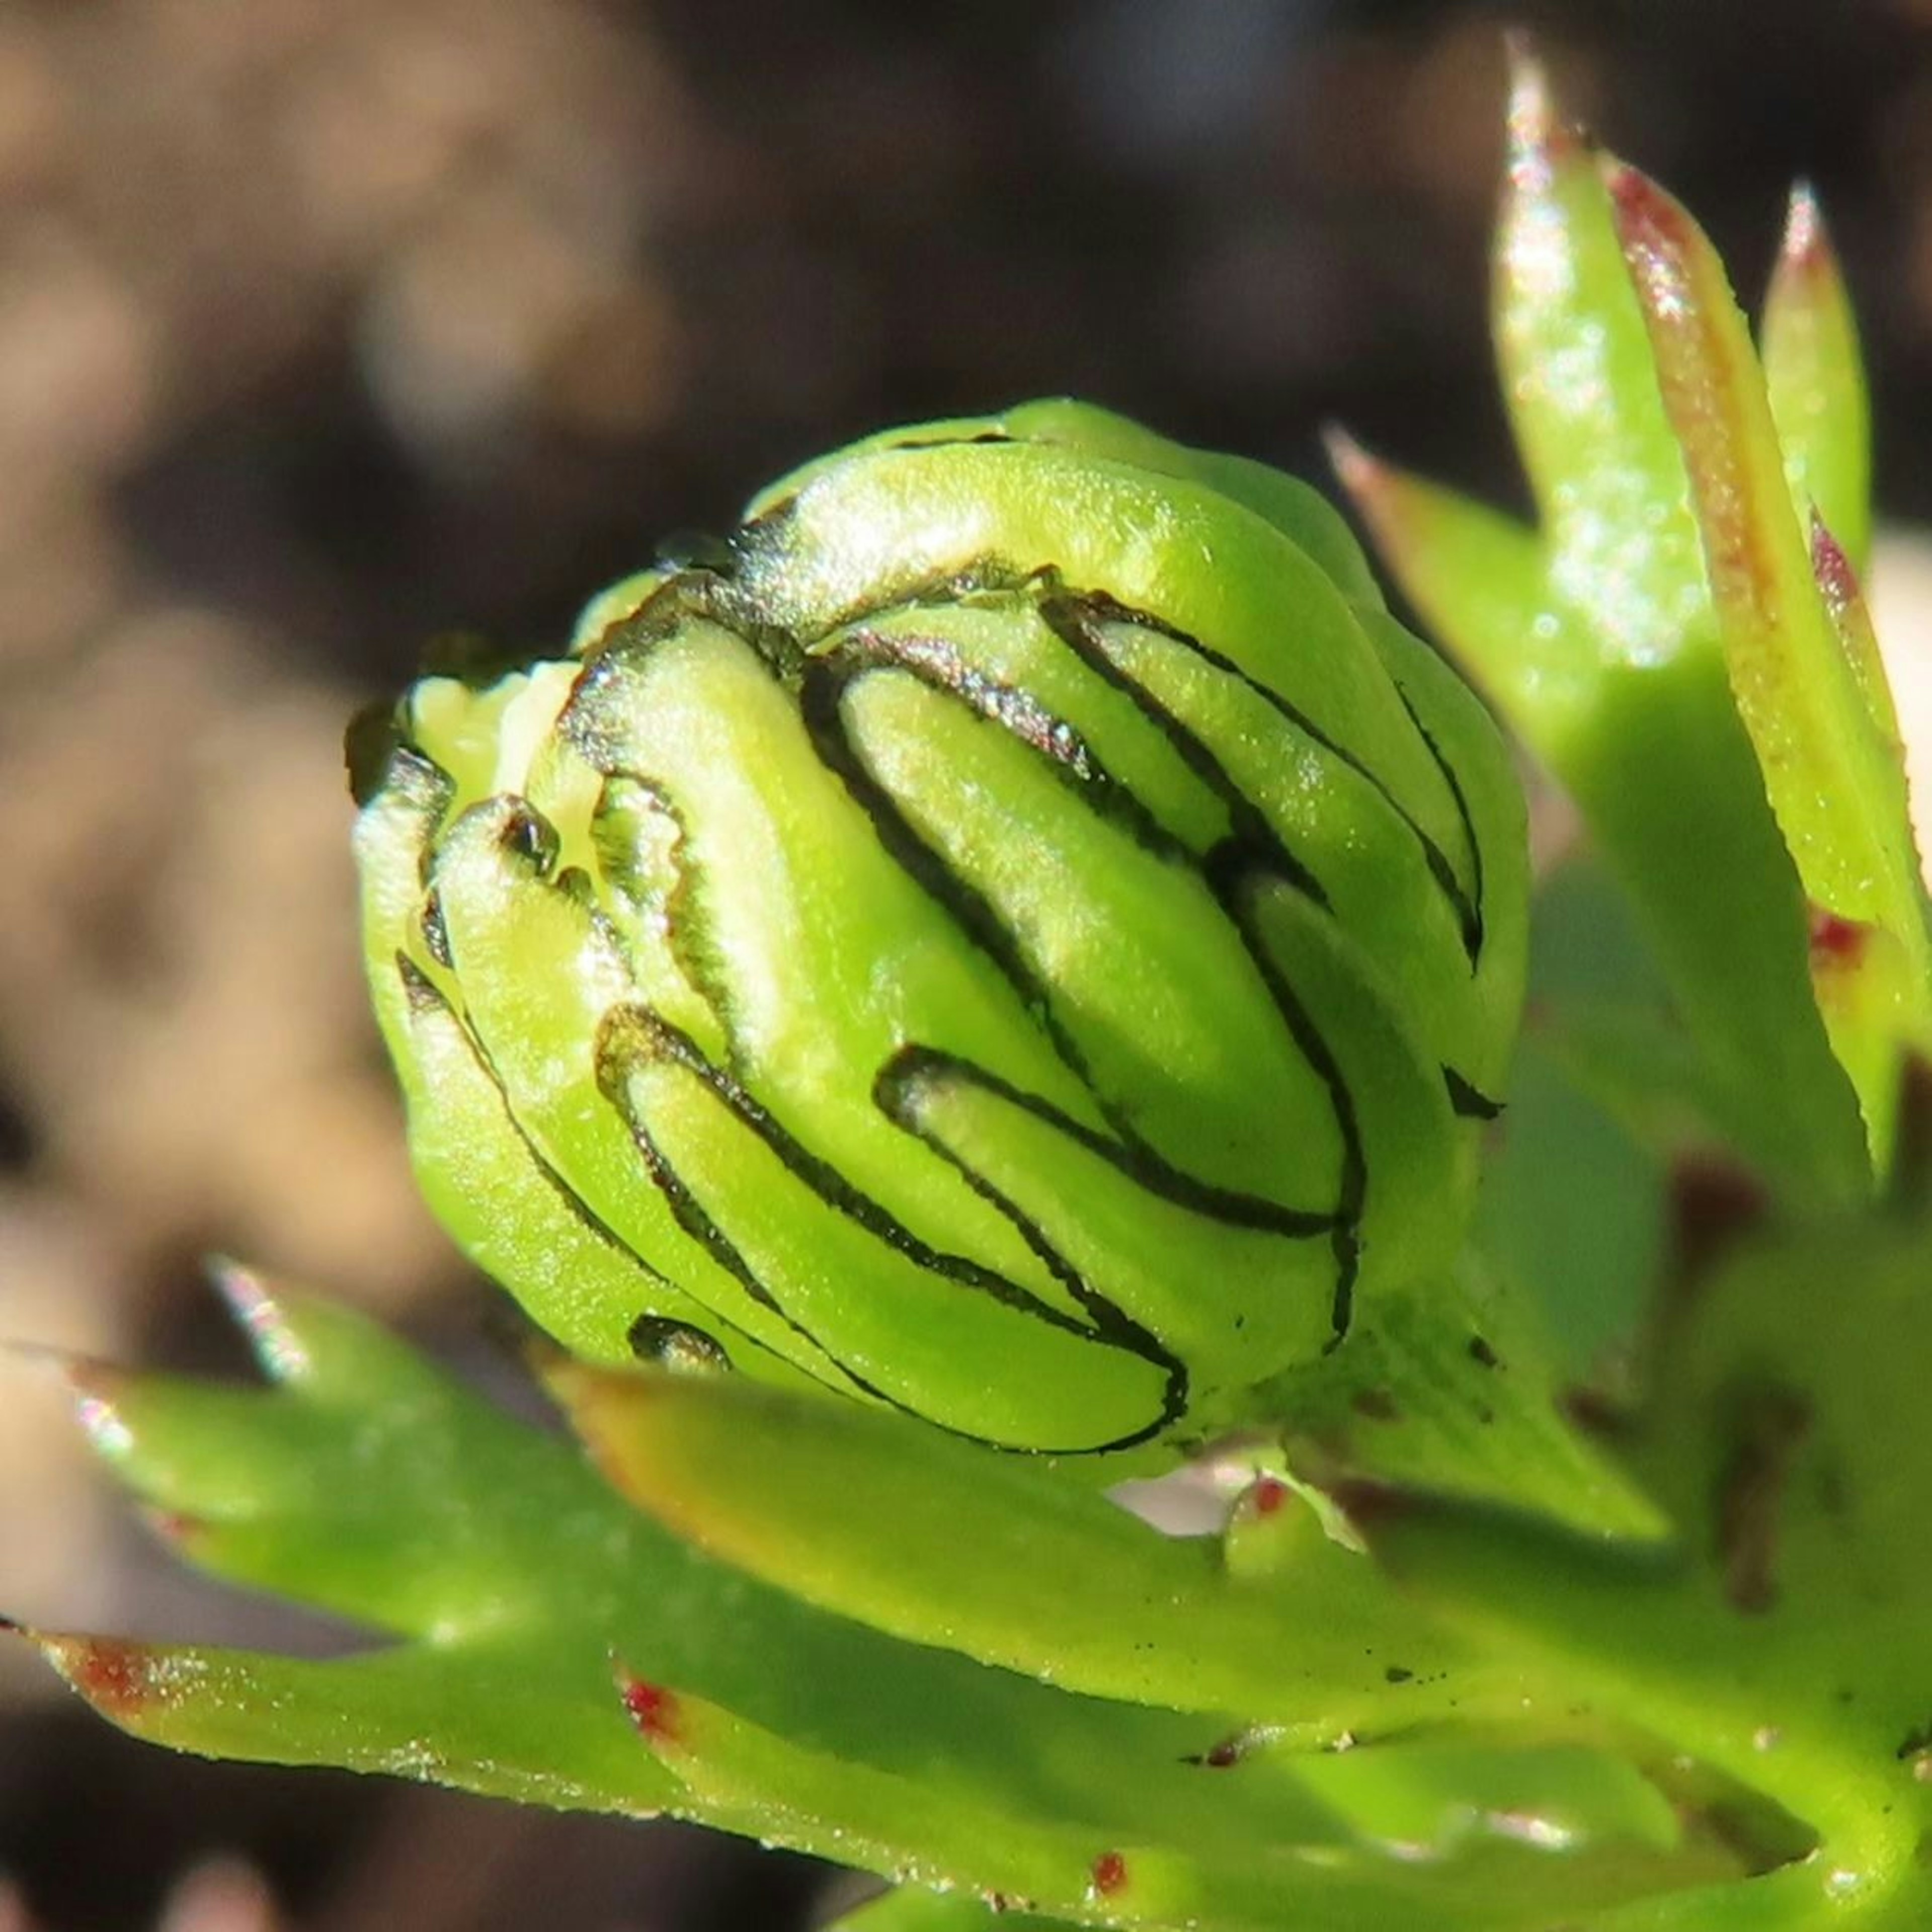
<box><xmin>351</xmin><ymin>399</ymin><xmax>1527</xmax><ymax>1463</ymax></box>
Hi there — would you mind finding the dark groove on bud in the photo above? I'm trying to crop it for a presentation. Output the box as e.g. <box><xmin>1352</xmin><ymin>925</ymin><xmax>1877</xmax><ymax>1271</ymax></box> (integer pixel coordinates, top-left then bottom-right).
<box><xmin>596</xmin><ymin>1004</ymin><xmax>1183</xmax><ymax>1453</ymax></box>
<box><xmin>344</xmin><ymin>701</ymin><xmax>403</xmax><ymax>808</ymax></box>
<box><xmin>794</xmin><ymin>655</ymin><xmax>1129</xmax><ymax>1140</ymax></box>
<box><xmin>865</xmin><ymin>1068</ymin><xmax>1191</xmax><ymax>1446</ymax></box>
<box><xmin>808</xmin><ymin>598</ymin><xmax>1362</xmax><ymax>1337</ymax></box>
<box><xmin>875</xmin><ymin>1046</ymin><xmax>1337</xmax><ymax>1237</ymax></box>
<box><xmin>395</xmin><ymin>951</ymin><xmax>444</xmax><ymax>1013</ymax></box>
<box><xmin>834</xmin><ymin>625</ymin><xmax>1098</xmax><ymax>779</ymax></box>
<box><xmin>1444</xmin><ymin>1068</ymin><xmax>1503</xmax><ymax>1120</ymax></box>
<box><xmin>1203</xmin><ymin>843</ymin><xmax>1366</xmax><ymax>1341</ymax></box>
<box><xmin>825</xmin><ymin>627</ymin><xmax>1213</xmax><ymax>876</ymax></box>
<box><xmin>594</xmin><ymin>768</ymin><xmax>735</xmax><ymax>1050</ymax></box>
<box><xmin>1051</xmin><ymin>585</ymin><xmax>1479</xmax><ymax>961</ymax></box>
<box><xmin>419</xmin><ymin>891</ymin><xmax>454</xmax><ymax>969</ymax></box>
<box><xmin>1397</xmin><ymin>691</ymin><xmax>1487</xmax><ymax>964</ymax></box>
<box><xmin>628</xmin><ymin>1314</ymin><xmax>733</xmax><ymax>1374</ymax></box>
<box><xmin>881</xmin><ymin>431</ymin><xmax>1017</xmax><ymax>452</ymax></box>
<box><xmin>1038</xmin><ymin>593</ymin><xmax>1331</xmax><ymax>909</ymax></box>
<box><xmin>395</xmin><ymin>953</ymin><xmax>828</xmax><ymax>1387</ymax></box>
<box><xmin>497</xmin><ymin>799</ymin><xmax>559</xmax><ymax>872</ymax></box>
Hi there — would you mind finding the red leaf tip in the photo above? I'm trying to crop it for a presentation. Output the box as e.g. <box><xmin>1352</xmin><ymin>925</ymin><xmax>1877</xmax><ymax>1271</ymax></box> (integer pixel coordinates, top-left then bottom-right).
<box><xmin>1601</xmin><ymin>156</ymin><xmax>1686</xmax><ymax>242</ymax></box>
<box><xmin>56</xmin><ymin>1636</ymin><xmax>163</xmax><ymax>1721</ymax></box>
<box><xmin>1601</xmin><ymin>158</ymin><xmax>1700</xmax><ymax>323</ymax></box>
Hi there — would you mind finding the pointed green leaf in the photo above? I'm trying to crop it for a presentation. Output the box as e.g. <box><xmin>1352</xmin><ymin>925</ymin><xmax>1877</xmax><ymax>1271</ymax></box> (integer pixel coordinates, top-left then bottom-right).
<box><xmin>1337</xmin><ymin>50</ymin><xmax>1871</xmax><ymax>1205</ymax></box>
<box><xmin>548</xmin><ymin>1354</ymin><xmax>1496</xmax><ymax>1744</ymax></box>
<box><xmin>1606</xmin><ymin>155</ymin><xmax>1932</xmax><ymax>1166</ymax></box>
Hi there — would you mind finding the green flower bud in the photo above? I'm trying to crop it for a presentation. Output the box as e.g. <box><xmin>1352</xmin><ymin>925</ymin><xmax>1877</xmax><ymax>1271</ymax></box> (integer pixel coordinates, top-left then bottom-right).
<box><xmin>352</xmin><ymin>400</ymin><xmax>1527</xmax><ymax>1460</ymax></box>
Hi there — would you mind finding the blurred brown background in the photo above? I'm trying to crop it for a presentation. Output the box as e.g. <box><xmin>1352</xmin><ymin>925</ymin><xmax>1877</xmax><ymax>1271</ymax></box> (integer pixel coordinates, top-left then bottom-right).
<box><xmin>1</xmin><ymin>3</ymin><xmax>1929</xmax><ymax>1927</ymax></box>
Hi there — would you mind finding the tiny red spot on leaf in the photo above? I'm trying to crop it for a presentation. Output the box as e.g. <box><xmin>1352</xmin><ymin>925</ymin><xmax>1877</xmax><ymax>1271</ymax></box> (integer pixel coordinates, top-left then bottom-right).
<box><xmin>619</xmin><ymin>1673</ymin><xmax>681</xmax><ymax>1747</ymax></box>
<box><xmin>1250</xmin><ymin>1476</ymin><xmax>1288</xmax><ymax>1518</ymax></box>
<box><xmin>1808</xmin><ymin>903</ymin><xmax>1871</xmax><ymax>971</ymax></box>
<box><xmin>1091</xmin><ymin>1851</ymin><xmax>1128</xmax><ymax>1897</ymax></box>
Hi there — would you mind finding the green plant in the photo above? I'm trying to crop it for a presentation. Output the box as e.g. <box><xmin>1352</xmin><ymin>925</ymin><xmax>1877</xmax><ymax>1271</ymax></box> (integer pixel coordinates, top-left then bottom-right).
<box><xmin>19</xmin><ymin>49</ymin><xmax>1932</xmax><ymax>1931</ymax></box>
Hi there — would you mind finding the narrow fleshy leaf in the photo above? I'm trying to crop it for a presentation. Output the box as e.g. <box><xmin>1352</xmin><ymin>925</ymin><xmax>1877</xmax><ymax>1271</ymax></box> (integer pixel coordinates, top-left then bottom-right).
<box><xmin>547</xmin><ymin>1355</ymin><xmax>1495</xmax><ymax>1743</ymax></box>
<box><xmin>625</xmin><ymin>1671</ymin><xmax>1738</xmax><ymax>1932</ymax></box>
<box><xmin>1606</xmin><ymin>155</ymin><xmax>1932</xmax><ymax>1165</ymax></box>
<box><xmin>32</xmin><ymin>1283</ymin><xmax>1757</xmax><ymax>1930</ymax></box>
<box><xmin>25</xmin><ymin>1631</ymin><xmax>679</xmax><ymax>1814</ymax></box>
<box><xmin>36</xmin><ymin>1280</ymin><xmax>1421</xmax><ymax>1856</ymax></box>
<box><xmin>1492</xmin><ymin>45</ymin><xmax>1706</xmax><ymax>639</ymax></box>
<box><xmin>1762</xmin><ymin>187</ymin><xmax>1872</xmax><ymax>576</ymax></box>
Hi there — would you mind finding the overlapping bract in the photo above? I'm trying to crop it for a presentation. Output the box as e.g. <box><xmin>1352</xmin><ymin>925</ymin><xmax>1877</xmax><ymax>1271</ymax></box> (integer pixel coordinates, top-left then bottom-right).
<box><xmin>354</xmin><ymin>400</ymin><xmax>1527</xmax><ymax>1459</ymax></box>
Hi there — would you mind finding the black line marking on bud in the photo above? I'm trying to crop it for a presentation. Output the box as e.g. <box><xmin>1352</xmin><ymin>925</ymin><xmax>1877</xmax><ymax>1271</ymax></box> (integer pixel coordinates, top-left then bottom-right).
<box><xmin>804</xmin><ymin>600</ymin><xmax>1357</xmax><ymax>1346</ymax></box>
<box><xmin>880</xmin><ymin>431</ymin><xmax>1017</xmax><ymax>452</ymax></box>
<box><xmin>395</xmin><ymin>951</ymin><xmax>444</xmax><ymax>1014</ymax></box>
<box><xmin>345</xmin><ymin>701</ymin><xmax>403</xmax><ymax>808</ymax></box>
<box><xmin>363</xmin><ymin>743</ymin><xmax>456</xmax><ymax>885</ymax></box>
<box><xmin>800</xmin><ymin>642</ymin><xmax>1346</xmax><ymax>1234</ymax></box>
<box><xmin>560</xmin><ymin>643</ymin><xmax>757</xmax><ymax>1051</ymax></box>
<box><xmin>1038</xmin><ymin>592</ymin><xmax>1331</xmax><ymax>909</ymax></box>
<box><xmin>1444</xmin><ymin>1068</ymin><xmax>1503</xmax><ymax>1120</ymax></box>
<box><xmin>794</xmin><ymin>655</ymin><xmax>1124</xmax><ymax>1134</ymax></box>
<box><xmin>834</xmin><ymin>625</ymin><xmax>1097</xmax><ymax>779</ymax></box>
<box><xmin>419</xmin><ymin>891</ymin><xmax>454</xmax><ymax>969</ymax></box>
<box><xmin>628</xmin><ymin>1314</ymin><xmax>733</xmax><ymax>1374</ymax></box>
<box><xmin>824</xmin><ymin>626</ymin><xmax>1211</xmax><ymax>879</ymax></box>
<box><xmin>1047</xmin><ymin>587</ymin><xmax>1479</xmax><ymax>965</ymax></box>
<box><xmin>497</xmin><ymin>799</ymin><xmax>559</xmax><ymax>873</ymax></box>
<box><xmin>595</xmin><ymin>1004</ymin><xmax>1184</xmax><ymax>1454</ymax></box>
<box><xmin>1398</xmin><ymin>690</ymin><xmax>1486</xmax><ymax>963</ymax></box>
<box><xmin>1202</xmin><ymin>843</ymin><xmax>1365</xmax><ymax>1342</ymax></box>
<box><xmin>875</xmin><ymin>1046</ymin><xmax>1336</xmax><ymax>1238</ymax></box>
<box><xmin>392</xmin><ymin>952</ymin><xmax>816</xmax><ymax>1384</ymax></box>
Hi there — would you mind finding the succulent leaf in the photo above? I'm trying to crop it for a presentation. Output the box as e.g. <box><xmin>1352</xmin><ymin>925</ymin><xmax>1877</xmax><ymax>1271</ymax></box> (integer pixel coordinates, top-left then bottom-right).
<box><xmin>1338</xmin><ymin>46</ymin><xmax>1898</xmax><ymax>1199</ymax></box>
<box><xmin>1604</xmin><ymin>156</ymin><xmax>1932</xmax><ymax>1166</ymax></box>
<box><xmin>25</xmin><ymin>1276</ymin><xmax>1742</xmax><ymax>1931</ymax></box>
